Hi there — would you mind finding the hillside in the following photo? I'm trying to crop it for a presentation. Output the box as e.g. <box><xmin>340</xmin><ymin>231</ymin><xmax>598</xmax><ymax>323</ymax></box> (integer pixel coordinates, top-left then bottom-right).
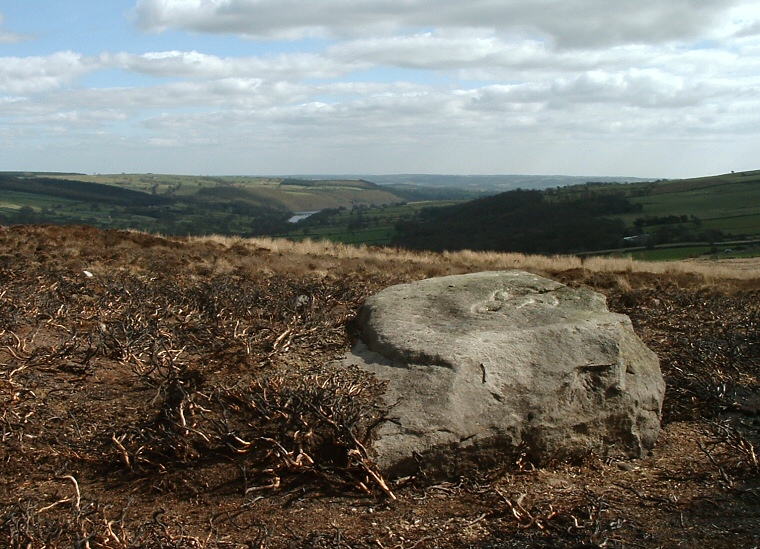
<box><xmin>3</xmin><ymin>170</ymin><xmax>759</xmax><ymax>260</ymax></box>
<box><xmin>389</xmin><ymin>170</ymin><xmax>760</xmax><ymax>259</ymax></box>
<box><xmin>0</xmin><ymin>225</ymin><xmax>758</xmax><ymax>548</ymax></box>
<box><xmin>0</xmin><ymin>173</ymin><xmax>402</xmax><ymax>237</ymax></box>
<box><xmin>623</xmin><ymin>170</ymin><xmax>760</xmax><ymax>249</ymax></box>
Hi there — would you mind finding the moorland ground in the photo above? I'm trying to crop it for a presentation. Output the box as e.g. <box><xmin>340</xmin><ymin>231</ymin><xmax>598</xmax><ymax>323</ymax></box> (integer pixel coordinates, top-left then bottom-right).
<box><xmin>1</xmin><ymin>224</ymin><xmax>759</xmax><ymax>548</ymax></box>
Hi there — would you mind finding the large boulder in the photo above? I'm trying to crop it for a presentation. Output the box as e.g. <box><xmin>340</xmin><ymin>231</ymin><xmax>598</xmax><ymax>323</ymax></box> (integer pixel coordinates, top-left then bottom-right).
<box><xmin>338</xmin><ymin>271</ymin><xmax>665</xmax><ymax>477</ymax></box>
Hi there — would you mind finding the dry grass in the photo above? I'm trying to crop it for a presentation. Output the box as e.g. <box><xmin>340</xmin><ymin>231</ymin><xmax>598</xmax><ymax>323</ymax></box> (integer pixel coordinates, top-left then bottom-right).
<box><xmin>1</xmin><ymin>225</ymin><xmax>759</xmax><ymax>548</ymax></box>
<box><xmin>193</xmin><ymin>233</ymin><xmax>760</xmax><ymax>282</ymax></box>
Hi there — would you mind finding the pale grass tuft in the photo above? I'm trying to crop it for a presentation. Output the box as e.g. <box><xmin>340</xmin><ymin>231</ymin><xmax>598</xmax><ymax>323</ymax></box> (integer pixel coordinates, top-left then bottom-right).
<box><xmin>582</xmin><ymin>255</ymin><xmax>760</xmax><ymax>280</ymax></box>
<box><xmin>441</xmin><ymin>249</ymin><xmax>583</xmax><ymax>272</ymax></box>
<box><xmin>185</xmin><ymin>235</ymin><xmax>759</xmax><ymax>281</ymax></box>
<box><xmin>581</xmin><ymin>255</ymin><xmax>638</xmax><ymax>273</ymax></box>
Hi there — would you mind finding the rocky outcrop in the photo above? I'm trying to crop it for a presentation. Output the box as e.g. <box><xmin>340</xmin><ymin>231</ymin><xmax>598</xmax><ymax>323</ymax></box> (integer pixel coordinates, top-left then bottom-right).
<box><xmin>338</xmin><ymin>271</ymin><xmax>665</xmax><ymax>477</ymax></box>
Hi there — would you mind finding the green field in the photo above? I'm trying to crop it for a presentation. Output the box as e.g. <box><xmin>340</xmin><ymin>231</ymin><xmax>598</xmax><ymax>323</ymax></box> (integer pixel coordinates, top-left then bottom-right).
<box><xmin>566</xmin><ymin>171</ymin><xmax>760</xmax><ymax>258</ymax></box>
<box><xmin>619</xmin><ymin>172</ymin><xmax>760</xmax><ymax>225</ymax></box>
<box><xmin>629</xmin><ymin>245</ymin><xmax>719</xmax><ymax>261</ymax></box>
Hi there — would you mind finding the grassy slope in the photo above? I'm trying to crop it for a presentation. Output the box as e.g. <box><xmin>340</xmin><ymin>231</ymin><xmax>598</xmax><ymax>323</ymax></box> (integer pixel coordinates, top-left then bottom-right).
<box><xmin>624</xmin><ymin>172</ymin><xmax>760</xmax><ymax>223</ymax></box>
<box><xmin>41</xmin><ymin>173</ymin><xmax>403</xmax><ymax>211</ymax></box>
<box><xmin>617</xmin><ymin>171</ymin><xmax>760</xmax><ymax>259</ymax></box>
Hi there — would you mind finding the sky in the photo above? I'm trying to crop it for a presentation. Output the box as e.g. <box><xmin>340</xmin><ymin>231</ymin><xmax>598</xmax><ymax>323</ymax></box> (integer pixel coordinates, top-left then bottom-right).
<box><xmin>1</xmin><ymin>1</ymin><xmax>760</xmax><ymax>178</ymax></box>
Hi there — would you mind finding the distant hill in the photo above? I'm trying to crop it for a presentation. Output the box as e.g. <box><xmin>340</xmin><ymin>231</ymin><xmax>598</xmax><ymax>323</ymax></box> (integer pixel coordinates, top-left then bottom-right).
<box><xmin>284</xmin><ymin>173</ymin><xmax>660</xmax><ymax>203</ymax></box>
<box><xmin>338</xmin><ymin>173</ymin><xmax>654</xmax><ymax>192</ymax></box>
<box><xmin>0</xmin><ymin>173</ymin><xmax>402</xmax><ymax>237</ymax></box>
<box><xmin>0</xmin><ymin>173</ymin><xmax>172</xmax><ymax>207</ymax></box>
<box><xmin>390</xmin><ymin>169</ymin><xmax>760</xmax><ymax>258</ymax></box>
<box><xmin>2</xmin><ymin>170</ymin><xmax>758</xmax><ymax>259</ymax></box>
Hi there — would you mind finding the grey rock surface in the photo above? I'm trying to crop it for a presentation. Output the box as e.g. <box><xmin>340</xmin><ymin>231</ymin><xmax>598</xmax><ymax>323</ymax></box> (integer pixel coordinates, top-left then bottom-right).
<box><xmin>337</xmin><ymin>271</ymin><xmax>665</xmax><ymax>477</ymax></box>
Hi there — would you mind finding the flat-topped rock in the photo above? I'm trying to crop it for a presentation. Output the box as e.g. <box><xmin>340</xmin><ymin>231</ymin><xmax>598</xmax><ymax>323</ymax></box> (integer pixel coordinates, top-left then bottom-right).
<box><xmin>338</xmin><ymin>271</ymin><xmax>665</xmax><ymax>477</ymax></box>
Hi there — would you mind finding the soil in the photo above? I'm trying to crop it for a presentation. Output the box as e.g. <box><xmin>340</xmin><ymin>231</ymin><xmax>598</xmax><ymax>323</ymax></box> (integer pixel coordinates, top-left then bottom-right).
<box><xmin>1</xmin><ymin>224</ymin><xmax>759</xmax><ymax>548</ymax></box>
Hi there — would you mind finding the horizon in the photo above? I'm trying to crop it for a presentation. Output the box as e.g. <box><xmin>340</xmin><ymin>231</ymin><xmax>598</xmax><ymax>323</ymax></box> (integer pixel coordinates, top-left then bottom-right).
<box><xmin>1</xmin><ymin>169</ymin><xmax>661</xmax><ymax>180</ymax></box>
<box><xmin>2</xmin><ymin>2</ymin><xmax>760</xmax><ymax>178</ymax></box>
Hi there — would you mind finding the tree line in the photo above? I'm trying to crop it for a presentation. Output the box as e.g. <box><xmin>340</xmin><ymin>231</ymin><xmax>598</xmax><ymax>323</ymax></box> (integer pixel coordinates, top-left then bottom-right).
<box><xmin>392</xmin><ymin>189</ymin><xmax>640</xmax><ymax>254</ymax></box>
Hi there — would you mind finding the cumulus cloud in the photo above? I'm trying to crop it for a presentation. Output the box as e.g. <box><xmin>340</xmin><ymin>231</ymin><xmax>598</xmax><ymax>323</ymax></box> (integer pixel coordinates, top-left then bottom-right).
<box><xmin>5</xmin><ymin>1</ymin><xmax>760</xmax><ymax>175</ymax></box>
<box><xmin>329</xmin><ymin>33</ymin><xmax>672</xmax><ymax>75</ymax></box>
<box><xmin>134</xmin><ymin>0</ymin><xmax>745</xmax><ymax>47</ymax></box>
<box><xmin>101</xmin><ymin>50</ymin><xmax>364</xmax><ymax>81</ymax></box>
<box><xmin>0</xmin><ymin>51</ymin><xmax>99</xmax><ymax>94</ymax></box>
